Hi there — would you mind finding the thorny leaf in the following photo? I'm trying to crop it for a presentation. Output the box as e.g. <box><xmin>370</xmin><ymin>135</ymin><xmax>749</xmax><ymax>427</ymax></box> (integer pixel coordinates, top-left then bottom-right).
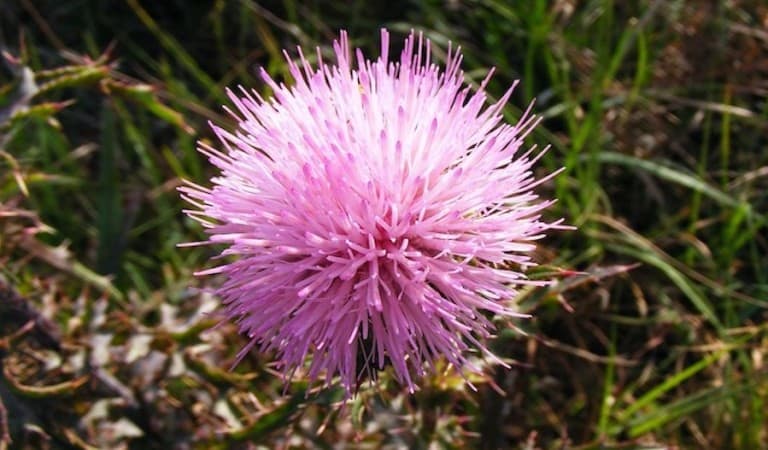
<box><xmin>102</xmin><ymin>79</ymin><xmax>193</xmax><ymax>133</ymax></box>
<box><xmin>0</xmin><ymin>55</ymin><xmax>38</xmax><ymax>126</ymax></box>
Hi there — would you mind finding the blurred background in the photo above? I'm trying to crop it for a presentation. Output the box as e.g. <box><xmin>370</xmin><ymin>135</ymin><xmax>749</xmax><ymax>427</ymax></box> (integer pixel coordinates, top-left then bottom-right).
<box><xmin>0</xmin><ymin>1</ymin><xmax>766</xmax><ymax>448</ymax></box>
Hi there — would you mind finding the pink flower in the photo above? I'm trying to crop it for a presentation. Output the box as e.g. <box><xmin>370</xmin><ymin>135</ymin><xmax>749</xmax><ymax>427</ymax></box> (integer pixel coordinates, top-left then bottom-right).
<box><xmin>181</xmin><ymin>29</ymin><xmax>563</xmax><ymax>394</ymax></box>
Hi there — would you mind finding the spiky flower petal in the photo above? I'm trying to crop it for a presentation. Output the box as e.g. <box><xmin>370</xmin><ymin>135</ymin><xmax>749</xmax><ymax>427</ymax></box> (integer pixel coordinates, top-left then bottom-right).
<box><xmin>182</xmin><ymin>29</ymin><xmax>563</xmax><ymax>393</ymax></box>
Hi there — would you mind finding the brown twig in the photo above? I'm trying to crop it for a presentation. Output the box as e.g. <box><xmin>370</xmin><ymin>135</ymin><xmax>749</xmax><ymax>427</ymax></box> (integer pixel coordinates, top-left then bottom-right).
<box><xmin>19</xmin><ymin>0</ymin><xmax>67</xmax><ymax>51</ymax></box>
<box><xmin>0</xmin><ymin>277</ymin><xmax>61</xmax><ymax>352</ymax></box>
<box><xmin>0</xmin><ymin>393</ymin><xmax>10</xmax><ymax>450</ymax></box>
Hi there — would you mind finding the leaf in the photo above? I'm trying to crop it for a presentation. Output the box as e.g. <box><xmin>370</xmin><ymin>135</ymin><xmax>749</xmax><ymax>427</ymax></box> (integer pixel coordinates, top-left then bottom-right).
<box><xmin>548</xmin><ymin>263</ymin><xmax>641</xmax><ymax>294</ymax></box>
<box><xmin>613</xmin><ymin>350</ymin><xmax>724</xmax><ymax>429</ymax></box>
<box><xmin>35</xmin><ymin>65</ymin><xmax>108</xmax><ymax>96</ymax></box>
<box><xmin>225</xmin><ymin>387</ymin><xmax>308</xmax><ymax>442</ymax></box>
<box><xmin>2</xmin><ymin>365</ymin><xmax>88</xmax><ymax>399</ymax></box>
<box><xmin>103</xmin><ymin>80</ymin><xmax>192</xmax><ymax>133</ymax></box>
<box><xmin>0</xmin><ymin>65</ymin><xmax>38</xmax><ymax>125</ymax></box>
<box><xmin>596</xmin><ymin>151</ymin><xmax>755</xmax><ymax>215</ymax></box>
<box><xmin>182</xmin><ymin>349</ymin><xmax>257</xmax><ymax>388</ymax></box>
<box><xmin>17</xmin><ymin>234</ymin><xmax>123</xmax><ymax>301</ymax></box>
<box><xmin>606</xmin><ymin>242</ymin><xmax>723</xmax><ymax>332</ymax></box>
<box><xmin>627</xmin><ymin>382</ymin><xmax>752</xmax><ymax>437</ymax></box>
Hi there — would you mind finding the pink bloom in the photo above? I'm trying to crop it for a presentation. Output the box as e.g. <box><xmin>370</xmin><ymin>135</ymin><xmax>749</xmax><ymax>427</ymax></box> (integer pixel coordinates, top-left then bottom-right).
<box><xmin>181</xmin><ymin>29</ymin><xmax>563</xmax><ymax>394</ymax></box>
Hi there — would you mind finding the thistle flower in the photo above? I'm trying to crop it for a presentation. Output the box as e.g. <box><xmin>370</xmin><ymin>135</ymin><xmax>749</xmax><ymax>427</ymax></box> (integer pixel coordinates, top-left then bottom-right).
<box><xmin>181</xmin><ymin>29</ymin><xmax>563</xmax><ymax>394</ymax></box>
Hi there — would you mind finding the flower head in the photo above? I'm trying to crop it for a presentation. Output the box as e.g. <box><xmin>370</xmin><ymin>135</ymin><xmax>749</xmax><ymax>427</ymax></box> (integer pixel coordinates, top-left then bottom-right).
<box><xmin>182</xmin><ymin>29</ymin><xmax>563</xmax><ymax>393</ymax></box>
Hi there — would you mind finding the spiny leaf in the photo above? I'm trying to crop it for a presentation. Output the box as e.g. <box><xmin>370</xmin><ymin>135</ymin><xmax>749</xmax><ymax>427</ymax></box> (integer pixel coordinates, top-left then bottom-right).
<box><xmin>102</xmin><ymin>80</ymin><xmax>192</xmax><ymax>133</ymax></box>
<box><xmin>35</xmin><ymin>65</ymin><xmax>108</xmax><ymax>96</ymax></box>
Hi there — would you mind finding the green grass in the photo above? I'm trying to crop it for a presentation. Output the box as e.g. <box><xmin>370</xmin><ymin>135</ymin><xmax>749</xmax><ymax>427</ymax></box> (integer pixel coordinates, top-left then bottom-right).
<box><xmin>1</xmin><ymin>0</ymin><xmax>766</xmax><ymax>448</ymax></box>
